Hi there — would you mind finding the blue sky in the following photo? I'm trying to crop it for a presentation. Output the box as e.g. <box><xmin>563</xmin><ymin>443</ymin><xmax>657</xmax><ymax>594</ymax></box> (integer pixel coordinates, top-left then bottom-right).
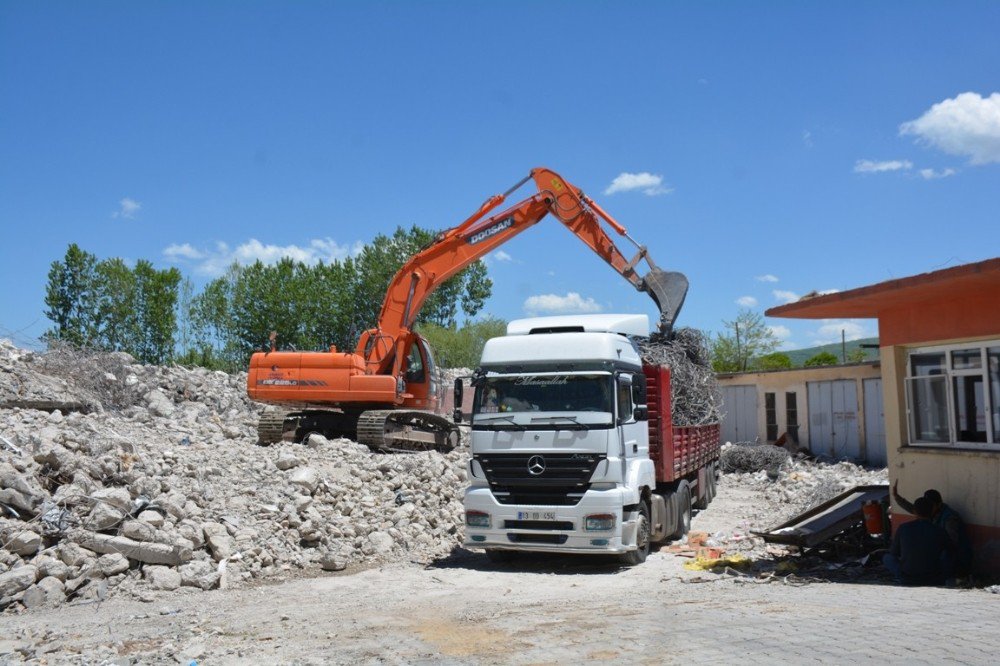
<box><xmin>2</xmin><ymin>2</ymin><xmax>998</xmax><ymax>352</ymax></box>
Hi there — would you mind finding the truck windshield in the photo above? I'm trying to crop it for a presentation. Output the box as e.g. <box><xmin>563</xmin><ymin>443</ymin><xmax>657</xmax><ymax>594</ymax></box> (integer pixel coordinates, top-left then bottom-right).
<box><xmin>474</xmin><ymin>374</ymin><xmax>613</xmax><ymax>414</ymax></box>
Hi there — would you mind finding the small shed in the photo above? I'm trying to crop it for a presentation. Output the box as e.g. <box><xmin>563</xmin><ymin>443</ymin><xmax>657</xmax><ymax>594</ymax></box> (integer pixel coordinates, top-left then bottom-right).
<box><xmin>767</xmin><ymin>257</ymin><xmax>1000</xmax><ymax>574</ymax></box>
<box><xmin>717</xmin><ymin>362</ymin><xmax>885</xmax><ymax>464</ymax></box>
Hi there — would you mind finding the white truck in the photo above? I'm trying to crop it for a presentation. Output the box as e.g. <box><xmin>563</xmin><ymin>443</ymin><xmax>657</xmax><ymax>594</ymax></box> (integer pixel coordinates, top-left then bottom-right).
<box><xmin>456</xmin><ymin>314</ymin><xmax>721</xmax><ymax>565</ymax></box>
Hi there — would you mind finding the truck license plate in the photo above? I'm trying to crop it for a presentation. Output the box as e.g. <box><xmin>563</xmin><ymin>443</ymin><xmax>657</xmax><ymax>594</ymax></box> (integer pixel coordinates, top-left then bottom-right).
<box><xmin>518</xmin><ymin>511</ymin><xmax>556</xmax><ymax>520</ymax></box>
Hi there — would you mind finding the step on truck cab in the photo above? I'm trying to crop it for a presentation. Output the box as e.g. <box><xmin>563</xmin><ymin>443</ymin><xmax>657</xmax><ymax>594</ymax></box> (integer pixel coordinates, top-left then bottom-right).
<box><xmin>457</xmin><ymin>314</ymin><xmax>721</xmax><ymax>565</ymax></box>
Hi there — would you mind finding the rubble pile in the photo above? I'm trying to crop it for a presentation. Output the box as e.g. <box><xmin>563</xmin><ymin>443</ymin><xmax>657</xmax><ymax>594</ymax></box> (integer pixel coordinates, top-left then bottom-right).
<box><xmin>0</xmin><ymin>340</ymin><xmax>467</xmax><ymax>611</ymax></box>
<box><xmin>636</xmin><ymin>328</ymin><xmax>722</xmax><ymax>426</ymax></box>
<box><xmin>709</xmin><ymin>456</ymin><xmax>888</xmax><ymax>558</ymax></box>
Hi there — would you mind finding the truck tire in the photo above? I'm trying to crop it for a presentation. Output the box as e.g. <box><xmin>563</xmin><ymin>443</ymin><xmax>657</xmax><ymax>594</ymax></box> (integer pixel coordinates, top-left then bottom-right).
<box><xmin>671</xmin><ymin>481</ymin><xmax>692</xmax><ymax>540</ymax></box>
<box><xmin>619</xmin><ymin>501</ymin><xmax>651</xmax><ymax>566</ymax></box>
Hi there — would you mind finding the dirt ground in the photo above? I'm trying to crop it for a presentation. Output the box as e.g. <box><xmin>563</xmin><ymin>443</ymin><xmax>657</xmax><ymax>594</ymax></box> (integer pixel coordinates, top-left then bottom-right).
<box><xmin>3</xmin><ymin>481</ymin><xmax>999</xmax><ymax>665</ymax></box>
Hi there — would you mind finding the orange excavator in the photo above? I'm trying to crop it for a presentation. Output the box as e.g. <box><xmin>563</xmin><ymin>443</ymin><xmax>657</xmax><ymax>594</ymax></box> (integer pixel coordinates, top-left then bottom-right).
<box><xmin>247</xmin><ymin>167</ymin><xmax>688</xmax><ymax>451</ymax></box>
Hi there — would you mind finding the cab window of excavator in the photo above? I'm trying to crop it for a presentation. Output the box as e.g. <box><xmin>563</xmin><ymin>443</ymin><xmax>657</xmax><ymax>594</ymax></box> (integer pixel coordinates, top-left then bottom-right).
<box><xmin>404</xmin><ymin>342</ymin><xmax>425</xmax><ymax>384</ymax></box>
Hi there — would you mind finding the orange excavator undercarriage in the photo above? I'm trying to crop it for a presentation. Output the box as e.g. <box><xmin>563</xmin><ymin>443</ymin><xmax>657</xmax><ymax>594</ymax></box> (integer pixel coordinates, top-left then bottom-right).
<box><xmin>247</xmin><ymin>167</ymin><xmax>688</xmax><ymax>451</ymax></box>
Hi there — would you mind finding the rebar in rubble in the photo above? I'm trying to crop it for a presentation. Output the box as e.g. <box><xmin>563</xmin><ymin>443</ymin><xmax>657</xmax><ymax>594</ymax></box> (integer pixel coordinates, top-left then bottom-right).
<box><xmin>719</xmin><ymin>441</ymin><xmax>791</xmax><ymax>474</ymax></box>
<box><xmin>635</xmin><ymin>327</ymin><xmax>723</xmax><ymax>426</ymax></box>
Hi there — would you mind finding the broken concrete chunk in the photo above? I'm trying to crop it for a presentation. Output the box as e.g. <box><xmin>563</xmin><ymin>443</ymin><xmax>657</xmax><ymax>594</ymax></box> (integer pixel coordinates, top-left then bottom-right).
<box><xmin>0</xmin><ymin>565</ymin><xmax>38</xmax><ymax>597</ymax></box>
<box><xmin>89</xmin><ymin>487</ymin><xmax>132</xmax><ymax>511</ymax></box>
<box><xmin>137</xmin><ymin>509</ymin><xmax>165</xmax><ymax>528</ymax></box>
<box><xmin>85</xmin><ymin>502</ymin><xmax>125</xmax><ymax>531</ymax></box>
<box><xmin>121</xmin><ymin>519</ymin><xmax>158</xmax><ymax>542</ymax></box>
<box><xmin>8</xmin><ymin>530</ymin><xmax>42</xmax><ymax>557</ymax></box>
<box><xmin>179</xmin><ymin>560</ymin><xmax>219</xmax><ymax>590</ymax></box>
<box><xmin>289</xmin><ymin>467</ymin><xmax>320</xmax><ymax>494</ymax></box>
<box><xmin>58</xmin><ymin>542</ymin><xmax>95</xmax><ymax>568</ymax></box>
<box><xmin>275</xmin><ymin>451</ymin><xmax>303</xmax><ymax>471</ymax></box>
<box><xmin>144</xmin><ymin>565</ymin><xmax>181</xmax><ymax>591</ymax></box>
<box><xmin>71</xmin><ymin>531</ymin><xmax>192</xmax><ymax>566</ymax></box>
<box><xmin>97</xmin><ymin>553</ymin><xmax>130</xmax><ymax>577</ymax></box>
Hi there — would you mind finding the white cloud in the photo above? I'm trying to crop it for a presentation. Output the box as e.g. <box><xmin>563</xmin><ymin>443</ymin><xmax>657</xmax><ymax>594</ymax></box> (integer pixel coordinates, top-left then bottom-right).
<box><xmin>736</xmin><ymin>296</ymin><xmax>758</xmax><ymax>307</ymax></box>
<box><xmin>113</xmin><ymin>197</ymin><xmax>142</xmax><ymax>219</ymax></box>
<box><xmin>810</xmin><ymin>319</ymin><xmax>874</xmax><ymax>345</ymax></box>
<box><xmin>755</xmin><ymin>274</ymin><xmax>779</xmax><ymax>283</ymax></box>
<box><xmin>773</xmin><ymin>289</ymin><xmax>800</xmax><ymax>304</ymax></box>
<box><xmin>164</xmin><ymin>237</ymin><xmax>363</xmax><ymax>276</ymax></box>
<box><xmin>900</xmin><ymin>92</ymin><xmax>1000</xmax><ymax>164</ymax></box>
<box><xmin>802</xmin><ymin>130</ymin><xmax>813</xmax><ymax>148</ymax></box>
<box><xmin>819</xmin><ymin>288</ymin><xmax>840</xmax><ymax>295</ymax></box>
<box><xmin>603</xmin><ymin>172</ymin><xmax>673</xmax><ymax>196</ymax></box>
<box><xmin>163</xmin><ymin>243</ymin><xmax>205</xmax><ymax>260</ymax></box>
<box><xmin>919</xmin><ymin>167</ymin><xmax>957</xmax><ymax>180</ymax></box>
<box><xmin>768</xmin><ymin>325</ymin><xmax>792</xmax><ymax>340</ymax></box>
<box><xmin>494</xmin><ymin>250</ymin><xmax>512</xmax><ymax>262</ymax></box>
<box><xmin>523</xmin><ymin>292</ymin><xmax>602</xmax><ymax>316</ymax></box>
<box><xmin>853</xmin><ymin>159</ymin><xmax>913</xmax><ymax>173</ymax></box>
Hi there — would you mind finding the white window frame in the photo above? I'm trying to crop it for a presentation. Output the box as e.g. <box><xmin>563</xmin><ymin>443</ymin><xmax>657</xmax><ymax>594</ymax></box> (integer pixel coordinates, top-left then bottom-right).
<box><xmin>905</xmin><ymin>340</ymin><xmax>1000</xmax><ymax>451</ymax></box>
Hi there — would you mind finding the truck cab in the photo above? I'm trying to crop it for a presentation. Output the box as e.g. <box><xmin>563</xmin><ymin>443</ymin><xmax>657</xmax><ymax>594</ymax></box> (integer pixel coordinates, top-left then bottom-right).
<box><xmin>462</xmin><ymin>314</ymin><xmax>668</xmax><ymax>564</ymax></box>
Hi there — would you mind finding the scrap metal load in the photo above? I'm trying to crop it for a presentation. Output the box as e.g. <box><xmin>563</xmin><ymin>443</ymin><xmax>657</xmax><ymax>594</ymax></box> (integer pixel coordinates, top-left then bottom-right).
<box><xmin>635</xmin><ymin>327</ymin><xmax>722</xmax><ymax>426</ymax></box>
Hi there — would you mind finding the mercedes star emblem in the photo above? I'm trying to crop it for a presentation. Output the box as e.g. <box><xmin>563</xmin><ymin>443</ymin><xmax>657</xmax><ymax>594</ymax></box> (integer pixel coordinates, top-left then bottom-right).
<box><xmin>527</xmin><ymin>455</ymin><xmax>546</xmax><ymax>476</ymax></box>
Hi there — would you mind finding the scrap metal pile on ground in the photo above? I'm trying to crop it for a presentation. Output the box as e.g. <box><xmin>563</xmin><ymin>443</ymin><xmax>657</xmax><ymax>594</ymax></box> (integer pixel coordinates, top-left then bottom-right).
<box><xmin>636</xmin><ymin>327</ymin><xmax>722</xmax><ymax>426</ymax></box>
<box><xmin>0</xmin><ymin>340</ymin><xmax>468</xmax><ymax>612</ymax></box>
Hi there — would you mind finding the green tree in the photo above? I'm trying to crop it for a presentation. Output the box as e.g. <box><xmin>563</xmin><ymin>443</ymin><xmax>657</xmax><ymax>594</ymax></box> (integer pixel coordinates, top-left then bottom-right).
<box><xmin>417</xmin><ymin>317</ymin><xmax>507</xmax><ymax>368</ymax></box>
<box><xmin>710</xmin><ymin>309</ymin><xmax>779</xmax><ymax>373</ymax></box>
<box><xmin>804</xmin><ymin>351</ymin><xmax>839</xmax><ymax>367</ymax></box>
<box><xmin>847</xmin><ymin>348</ymin><xmax>869</xmax><ymax>363</ymax></box>
<box><xmin>93</xmin><ymin>257</ymin><xmax>139</xmax><ymax>353</ymax></box>
<box><xmin>44</xmin><ymin>244</ymin><xmax>100</xmax><ymax>346</ymax></box>
<box><xmin>756</xmin><ymin>352</ymin><xmax>793</xmax><ymax>371</ymax></box>
<box><xmin>133</xmin><ymin>260</ymin><xmax>181</xmax><ymax>364</ymax></box>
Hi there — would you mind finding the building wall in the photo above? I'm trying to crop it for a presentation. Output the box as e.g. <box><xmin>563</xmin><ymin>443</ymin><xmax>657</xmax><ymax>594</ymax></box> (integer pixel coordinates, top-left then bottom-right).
<box><xmin>717</xmin><ymin>363</ymin><xmax>882</xmax><ymax>462</ymax></box>
<box><xmin>883</xmin><ymin>338</ymin><xmax>1000</xmax><ymax>573</ymax></box>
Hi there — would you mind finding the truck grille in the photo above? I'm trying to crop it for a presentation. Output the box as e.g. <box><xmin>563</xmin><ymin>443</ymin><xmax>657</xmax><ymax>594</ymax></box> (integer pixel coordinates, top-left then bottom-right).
<box><xmin>475</xmin><ymin>453</ymin><xmax>605</xmax><ymax>506</ymax></box>
<box><xmin>508</xmin><ymin>533</ymin><xmax>568</xmax><ymax>545</ymax></box>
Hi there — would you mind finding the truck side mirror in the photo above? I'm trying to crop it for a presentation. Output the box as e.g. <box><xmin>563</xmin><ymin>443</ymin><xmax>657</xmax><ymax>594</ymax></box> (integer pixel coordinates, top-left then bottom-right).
<box><xmin>633</xmin><ymin>405</ymin><xmax>649</xmax><ymax>421</ymax></box>
<box><xmin>632</xmin><ymin>373</ymin><xmax>647</xmax><ymax>405</ymax></box>
<box><xmin>453</xmin><ymin>378</ymin><xmax>464</xmax><ymax>423</ymax></box>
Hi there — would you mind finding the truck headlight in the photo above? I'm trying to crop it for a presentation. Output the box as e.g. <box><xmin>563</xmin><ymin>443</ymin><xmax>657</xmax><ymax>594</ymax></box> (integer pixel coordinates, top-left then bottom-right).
<box><xmin>584</xmin><ymin>513</ymin><xmax>615</xmax><ymax>531</ymax></box>
<box><xmin>466</xmin><ymin>510</ymin><xmax>491</xmax><ymax>528</ymax></box>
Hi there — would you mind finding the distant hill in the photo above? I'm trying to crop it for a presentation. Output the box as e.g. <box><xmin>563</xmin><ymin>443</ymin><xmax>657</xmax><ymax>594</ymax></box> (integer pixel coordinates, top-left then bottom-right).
<box><xmin>784</xmin><ymin>337</ymin><xmax>879</xmax><ymax>366</ymax></box>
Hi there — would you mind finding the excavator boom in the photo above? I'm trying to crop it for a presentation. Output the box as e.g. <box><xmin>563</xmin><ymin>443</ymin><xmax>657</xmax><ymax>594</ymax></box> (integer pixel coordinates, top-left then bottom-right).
<box><xmin>248</xmin><ymin>167</ymin><xmax>688</xmax><ymax>450</ymax></box>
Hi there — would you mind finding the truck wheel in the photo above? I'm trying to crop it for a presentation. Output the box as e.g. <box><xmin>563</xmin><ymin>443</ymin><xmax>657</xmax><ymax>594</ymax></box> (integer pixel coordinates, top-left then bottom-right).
<box><xmin>619</xmin><ymin>502</ymin><xmax>650</xmax><ymax>566</ymax></box>
<box><xmin>671</xmin><ymin>481</ymin><xmax>692</xmax><ymax>539</ymax></box>
<box><xmin>485</xmin><ymin>549</ymin><xmax>516</xmax><ymax>564</ymax></box>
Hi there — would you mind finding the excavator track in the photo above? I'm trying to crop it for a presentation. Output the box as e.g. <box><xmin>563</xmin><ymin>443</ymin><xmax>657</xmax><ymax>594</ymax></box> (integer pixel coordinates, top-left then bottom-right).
<box><xmin>357</xmin><ymin>409</ymin><xmax>460</xmax><ymax>453</ymax></box>
<box><xmin>257</xmin><ymin>409</ymin><xmax>293</xmax><ymax>445</ymax></box>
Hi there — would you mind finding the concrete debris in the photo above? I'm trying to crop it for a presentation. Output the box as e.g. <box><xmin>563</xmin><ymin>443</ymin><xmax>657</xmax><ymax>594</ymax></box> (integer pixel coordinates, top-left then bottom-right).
<box><xmin>711</xmin><ymin>456</ymin><xmax>887</xmax><ymax>559</ymax></box>
<box><xmin>0</xmin><ymin>338</ymin><xmax>467</xmax><ymax>612</ymax></box>
<box><xmin>720</xmin><ymin>441</ymin><xmax>790</xmax><ymax>474</ymax></box>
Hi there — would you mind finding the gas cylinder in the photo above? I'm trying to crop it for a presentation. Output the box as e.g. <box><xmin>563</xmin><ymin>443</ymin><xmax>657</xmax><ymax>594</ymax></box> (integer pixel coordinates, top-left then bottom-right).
<box><xmin>862</xmin><ymin>500</ymin><xmax>884</xmax><ymax>535</ymax></box>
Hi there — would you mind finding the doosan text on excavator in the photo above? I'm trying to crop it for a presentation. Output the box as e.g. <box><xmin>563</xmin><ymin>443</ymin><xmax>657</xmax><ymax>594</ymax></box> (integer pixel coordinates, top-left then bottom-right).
<box><xmin>246</xmin><ymin>167</ymin><xmax>688</xmax><ymax>452</ymax></box>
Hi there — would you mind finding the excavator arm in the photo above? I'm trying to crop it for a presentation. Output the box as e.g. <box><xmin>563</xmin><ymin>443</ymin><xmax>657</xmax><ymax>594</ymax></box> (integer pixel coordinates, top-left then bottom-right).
<box><xmin>358</xmin><ymin>167</ymin><xmax>688</xmax><ymax>377</ymax></box>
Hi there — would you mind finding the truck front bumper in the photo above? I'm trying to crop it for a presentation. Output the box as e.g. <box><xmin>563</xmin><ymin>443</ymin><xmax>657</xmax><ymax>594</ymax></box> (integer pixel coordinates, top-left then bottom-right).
<box><xmin>463</xmin><ymin>486</ymin><xmax>637</xmax><ymax>555</ymax></box>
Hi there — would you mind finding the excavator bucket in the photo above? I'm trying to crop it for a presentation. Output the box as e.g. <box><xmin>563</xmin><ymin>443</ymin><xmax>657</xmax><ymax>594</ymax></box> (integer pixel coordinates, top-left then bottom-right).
<box><xmin>642</xmin><ymin>269</ymin><xmax>689</xmax><ymax>334</ymax></box>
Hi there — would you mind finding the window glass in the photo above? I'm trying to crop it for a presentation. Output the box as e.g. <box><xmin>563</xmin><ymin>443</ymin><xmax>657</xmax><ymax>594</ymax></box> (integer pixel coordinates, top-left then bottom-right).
<box><xmin>474</xmin><ymin>374</ymin><xmax>612</xmax><ymax>414</ymax></box>
<box><xmin>404</xmin><ymin>344</ymin><xmax>424</xmax><ymax>383</ymax></box>
<box><xmin>765</xmin><ymin>392</ymin><xmax>777</xmax><ymax>442</ymax></box>
<box><xmin>786</xmin><ymin>392</ymin><xmax>799</xmax><ymax>444</ymax></box>
<box><xmin>617</xmin><ymin>379</ymin><xmax>633</xmax><ymax>422</ymax></box>
<box><xmin>951</xmin><ymin>349</ymin><xmax>982</xmax><ymax>371</ymax></box>
<box><xmin>953</xmin><ymin>375</ymin><xmax>987</xmax><ymax>442</ymax></box>
<box><xmin>907</xmin><ymin>375</ymin><xmax>950</xmax><ymax>443</ymax></box>
<box><xmin>989</xmin><ymin>347</ymin><xmax>1000</xmax><ymax>439</ymax></box>
<box><xmin>911</xmin><ymin>353</ymin><xmax>946</xmax><ymax>376</ymax></box>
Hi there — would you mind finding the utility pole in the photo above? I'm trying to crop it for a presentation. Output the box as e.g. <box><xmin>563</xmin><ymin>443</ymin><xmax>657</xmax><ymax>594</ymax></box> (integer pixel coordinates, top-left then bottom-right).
<box><xmin>735</xmin><ymin>322</ymin><xmax>742</xmax><ymax>372</ymax></box>
<box><xmin>841</xmin><ymin>329</ymin><xmax>846</xmax><ymax>364</ymax></box>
